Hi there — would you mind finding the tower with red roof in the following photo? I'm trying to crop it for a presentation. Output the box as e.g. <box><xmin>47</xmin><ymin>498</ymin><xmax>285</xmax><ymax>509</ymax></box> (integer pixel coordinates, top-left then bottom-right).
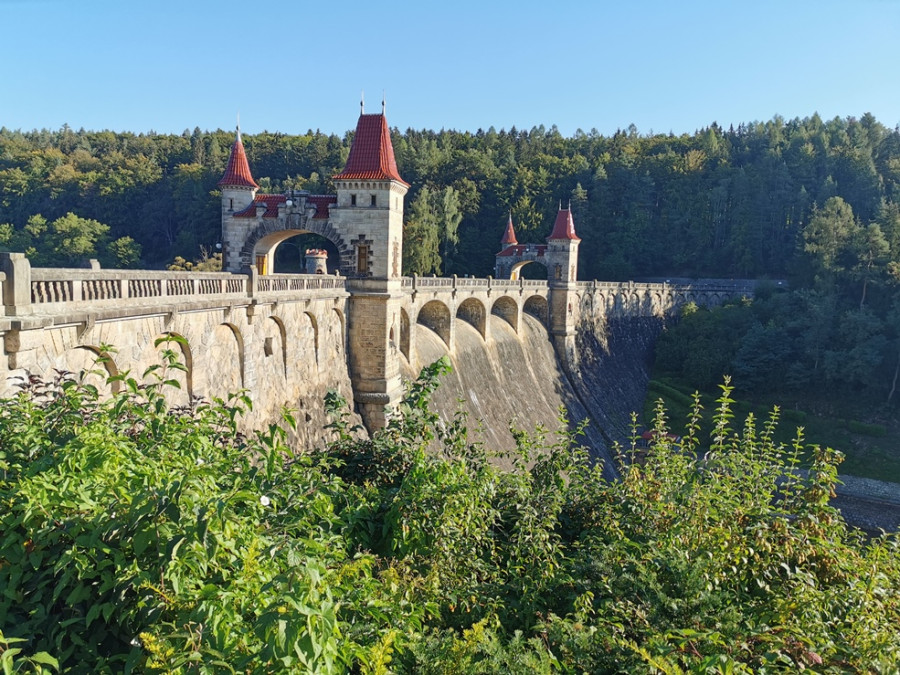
<box><xmin>545</xmin><ymin>204</ymin><xmax>581</xmax><ymax>367</ymax></box>
<box><xmin>330</xmin><ymin>106</ymin><xmax>409</xmax><ymax>279</ymax></box>
<box><xmin>330</xmin><ymin>104</ymin><xmax>409</xmax><ymax>430</ymax></box>
<box><xmin>219</xmin><ymin>126</ymin><xmax>261</xmax><ymax>270</ymax></box>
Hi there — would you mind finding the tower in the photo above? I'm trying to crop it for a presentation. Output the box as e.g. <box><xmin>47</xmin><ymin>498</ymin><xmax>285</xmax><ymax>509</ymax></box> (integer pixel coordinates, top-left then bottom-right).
<box><xmin>219</xmin><ymin>126</ymin><xmax>259</xmax><ymax>272</ymax></box>
<box><xmin>329</xmin><ymin>106</ymin><xmax>409</xmax><ymax>279</ymax></box>
<box><xmin>330</xmin><ymin>105</ymin><xmax>410</xmax><ymax>430</ymax></box>
<box><xmin>545</xmin><ymin>205</ymin><xmax>581</xmax><ymax>367</ymax></box>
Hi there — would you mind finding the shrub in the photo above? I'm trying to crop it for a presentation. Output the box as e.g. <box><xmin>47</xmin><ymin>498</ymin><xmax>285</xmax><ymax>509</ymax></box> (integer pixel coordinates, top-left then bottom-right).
<box><xmin>2</xmin><ymin>352</ymin><xmax>899</xmax><ymax>672</ymax></box>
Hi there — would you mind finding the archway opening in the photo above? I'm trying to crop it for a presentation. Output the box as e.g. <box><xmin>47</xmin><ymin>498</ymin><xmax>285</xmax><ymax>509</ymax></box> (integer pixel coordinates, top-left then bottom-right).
<box><xmin>417</xmin><ymin>300</ymin><xmax>452</xmax><ymax>347</ymax></box>
<box><xmin>271</xmin><ymin>232</ymin><xmax>340</xmax><ymax>274</ymax></box>
<box><xmin>491</xmin><ymin>296</ymin><xmax>519</xmax><ymax>333</ymax></box>
<box><xmin>523</xmin><ymin>295</ymin><xmax>548</xmax><ymax>327</ymax></box>
<box><xmin>457</xmin><ymin>298</ymin><xmax>487</xmax><ymax>339</ymax></box>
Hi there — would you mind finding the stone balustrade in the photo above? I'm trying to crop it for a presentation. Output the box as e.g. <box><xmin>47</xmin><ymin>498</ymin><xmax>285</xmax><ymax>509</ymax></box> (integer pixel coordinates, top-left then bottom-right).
<box><xmin>0</xmin><ymin>253</ymin><xmax>350</xmax><ymax>320</ymax></box>
<box><xmin>404</xmin><ymin>274</ymin><xmax>550</xmax><ymax>293</ymax></box>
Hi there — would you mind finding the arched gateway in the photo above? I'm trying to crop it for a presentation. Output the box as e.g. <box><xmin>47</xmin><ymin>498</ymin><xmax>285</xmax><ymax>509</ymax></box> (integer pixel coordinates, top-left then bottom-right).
<box><xmin>218</xmin><ymin>104</ymin><xmax>410</xmax><ymax>429</ymax></box>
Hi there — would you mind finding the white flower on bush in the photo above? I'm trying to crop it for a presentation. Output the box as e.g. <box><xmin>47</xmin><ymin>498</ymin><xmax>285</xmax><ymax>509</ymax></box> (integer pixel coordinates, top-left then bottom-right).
<box><xmin>259</xmin><ymin>495</ymin><xmax>271</xmax><ymax>507</ymax></box>
<box><xmin>196</xmin><ymin>458</ymin><xmax>205</xmax><ymax>466</ymax></box>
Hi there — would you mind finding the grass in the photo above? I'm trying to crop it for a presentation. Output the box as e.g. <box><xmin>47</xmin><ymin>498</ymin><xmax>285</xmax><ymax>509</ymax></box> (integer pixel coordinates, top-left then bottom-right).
<box><xmin>641</xmin><ymin>378</ymin><xmax>900</xmax><ymax>484</ymax></box>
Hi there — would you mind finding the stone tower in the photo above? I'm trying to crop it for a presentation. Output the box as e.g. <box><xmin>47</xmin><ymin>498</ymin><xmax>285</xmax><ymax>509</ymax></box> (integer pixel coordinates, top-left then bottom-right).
<box><xmin>330</xmin><ymin>106</ymin><xmax>410</xmax><ymax>429</ymax></box>
<box><xmin>219</xmin><ymin>127</ymin><xmax>259</xmax><ymax>272</ymax></box>
<box><xmin>545</xmin><ymin>205</ymin><xmax>581</xmax><ymax>367</ymax></box>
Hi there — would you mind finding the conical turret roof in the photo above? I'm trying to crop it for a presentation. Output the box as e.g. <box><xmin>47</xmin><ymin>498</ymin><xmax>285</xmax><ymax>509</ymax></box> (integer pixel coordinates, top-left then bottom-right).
<box><xmin>501</xmin><ymin>213</ymin><xmax>518</xmax><ymax>246</ymax></box>
<box><xmin>548</xmin><ymin>205</ymin><xmax>580</xmax><ymax>241</ymax></box>
<box><xmin>333</xmin><ymin>113</ymin><xmax>409</xmax><ymax>187</ymax></box>
<box><xmin>218</xmin><ymin>127</ymin><xmax>258</xmax><ymax>188</ymax></box>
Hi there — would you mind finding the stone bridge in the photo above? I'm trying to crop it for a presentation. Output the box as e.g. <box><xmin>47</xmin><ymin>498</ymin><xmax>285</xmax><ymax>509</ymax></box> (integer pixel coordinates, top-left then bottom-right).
<box><xmin>0</xmin><ymin>252</ymin><xmax>755</xmax><ymax>438</ymax></box>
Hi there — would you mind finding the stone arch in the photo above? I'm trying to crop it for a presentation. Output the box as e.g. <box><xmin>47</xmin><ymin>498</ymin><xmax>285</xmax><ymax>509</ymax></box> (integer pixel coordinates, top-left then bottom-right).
<box><xmin>491</xmin><ymin>295</ymin><xmax>519</xmax><ymax>333</ymax></box>
<box><xmin>266</xmin><ymin>316</ymin><xmax>288</xmax><ymax>376</ymax></box>
<box><xmin>197</xmin><ymin>324</ymin><xmax>243</xmax><ymax>400</ymax></box>
<box><xmin>509</xmin><ymin>259</ymin><xmax>547</xmax><ymax>280</ymax></box>
<box><xmin>456</xmin><ymin>297</ymin><xmax>487</xmax><ymax>340</ymax></box>
<box><xmin>328</xmin><ymin>307</ymin><xmax>347</xmax><ymax>361</ymax></box>
<box><xmin>152</xmin><ymin>332</ymin><xmax>194</xmax><ymax>405</ymax></box>
<box><xmin>240</xmin><ymin>218</ymin><xmax>353</xmax><ymax>275</ymax></box>
<box><xmin>523</xmin><ymin>294</ymin><xmax>548</xmax><ymax>327</ymax></box>
<box><xmin>66</xmin><ymin>345</ymin><xmax>121</xmax><ymax>395</ymax></box>
<box><xmin>399</xmin><ymin>308</ymin><xmax>411</xmax><ymax>360</ymax></box>
<box><xmin>417</xmin><ymin>300</ymin><xmax>452</xmax><ymax>347</ymax></box>
<box><xmin>630</xmin><ymin>292</ymin><xmax>641</xmax><ymax>314</ymax></box>
<box><xmin>304</xmin><ymin>311</ymin><xmax>320</xmax><ymax>364</ymax></box>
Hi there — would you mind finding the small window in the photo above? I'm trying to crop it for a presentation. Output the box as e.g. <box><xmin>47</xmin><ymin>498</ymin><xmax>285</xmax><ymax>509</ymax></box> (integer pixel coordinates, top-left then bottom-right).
<box><xmin>370</xmin><ymin>194</ymin><xmax>377</xmax><ymax>206</ymax></box>
<box><xmin>229</xmin><ymin>198</ymin><xmax>233</xmax><ymax>210</ymax></box>
<box><xmin>350</xmin><ymin>194</ymin><xmax>357</xmax><ymax>206</ymax></box>
<box><xmin>357</xmin><ymin>245</ymin><xmax>369</xmax><ymax>275</ymax></box>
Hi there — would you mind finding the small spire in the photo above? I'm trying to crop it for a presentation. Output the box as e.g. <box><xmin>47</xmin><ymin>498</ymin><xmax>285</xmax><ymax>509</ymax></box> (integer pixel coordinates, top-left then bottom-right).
<box><xmin>501</xmin><ymin>212</ymin><xmax>518</xmax><ymax>247</ymax></box>
<box><xmin>360</xmin><ymin>91</ymin><xmax>365</xmax><ymax>115</ymax></box>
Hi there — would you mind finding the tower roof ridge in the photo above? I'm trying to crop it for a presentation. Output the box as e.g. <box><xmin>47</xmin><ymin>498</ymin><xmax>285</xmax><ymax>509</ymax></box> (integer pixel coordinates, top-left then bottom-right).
<box><xmin>218</xmin><ymin>127</ymin><xmax>258</xmax><ymax>188</ymax></box>
<box><xmin>333</xmin><ymin>113</ymin><xmax>409</xmax><ymax>186</ymax></box>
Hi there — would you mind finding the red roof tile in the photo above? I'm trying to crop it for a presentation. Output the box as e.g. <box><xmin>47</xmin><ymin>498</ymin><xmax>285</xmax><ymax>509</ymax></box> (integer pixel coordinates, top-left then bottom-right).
<box><xmin>548</xmin><ymin>207</ymin><xmax>580</xmax><ymax>241</ymax></box>
<box><xmin>307</xmin><ymin>194</ymin><xmax>337</xmax><ymax>219</ymax></box>
<box><xmin>233</xmin><ymin>194</ymin><xmax>285</xmax><ymax>218</ymax></box>
<box><xmin>218</xmin><ymin>130</ymin><xmax>258</xmax><ymax>188</ymax></box>
<box><xmin>501</xmin><ymin>214</ymin><xmax>518</xmax><ymax>246</ymax></box>
<box><xmin>333</xmin><ymin>114</ymin><xmax>409</xmax><ymax>186</ymax></box>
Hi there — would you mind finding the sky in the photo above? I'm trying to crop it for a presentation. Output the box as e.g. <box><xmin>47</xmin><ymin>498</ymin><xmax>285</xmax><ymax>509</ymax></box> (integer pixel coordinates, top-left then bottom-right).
<box><xmin>3</xmin><ymin>0</ymin><xmax>900</xmax><ymax>138</ymax></box>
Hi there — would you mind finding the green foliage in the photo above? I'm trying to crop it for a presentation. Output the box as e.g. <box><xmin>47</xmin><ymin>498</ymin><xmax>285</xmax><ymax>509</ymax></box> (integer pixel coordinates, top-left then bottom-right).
<box><xmin>1</xmin><ymin>355</ymin><xmax>899</xmax><ymax>672</ymax></box>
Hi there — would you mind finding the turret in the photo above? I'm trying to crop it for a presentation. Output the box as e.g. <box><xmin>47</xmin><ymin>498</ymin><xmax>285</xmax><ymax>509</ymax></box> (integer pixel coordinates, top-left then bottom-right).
<box><xmin>545</xmin><ymin>203</ymin><xmax>580</xmax><ymax>284</ymax></box>
<box><xmin>329</xmin><ymin>102</ymin><xmax>409</xmax><ymax>279</ymax></box>
<box><xmin>219</xmin><ymin>126</ymin><xmax>259</xmax><ymax>272</ymax></box>
<box><xmin>545</xmin><ymin>203</ymin><xmax>581</xmax><ymax>370</ymax></box>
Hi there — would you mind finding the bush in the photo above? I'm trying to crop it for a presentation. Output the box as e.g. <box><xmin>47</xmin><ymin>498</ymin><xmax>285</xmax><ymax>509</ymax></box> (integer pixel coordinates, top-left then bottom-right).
<box><xmin>2</xmin><ymin>351</ymin><xmax>899</xmax><ymax>672</ymax></box>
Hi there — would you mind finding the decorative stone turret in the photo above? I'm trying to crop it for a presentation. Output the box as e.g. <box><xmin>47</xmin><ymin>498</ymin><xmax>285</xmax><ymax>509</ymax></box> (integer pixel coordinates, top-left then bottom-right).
<box><xmin>305</xmin><ymin>249</ymin><xmax>328</xmax><ymax>274</ymax></box>
<box><xmin>329</xmin><ymin>107</ymin><xmax>409</xmax><ymax>280</ymax></box>
<box><xmin>545</xmin><ymin>204</ymin><xmax>581</xmax><ymax>369</ymax></box>
<box><xmin>330</xmin><ymin>104</ymin><xmax>410</xmax><ymax>431</ymax></box>
<box><xmin>219</xmin><ymin>126</ymin><xmax>259</xmax><ymax>272</ymax></box>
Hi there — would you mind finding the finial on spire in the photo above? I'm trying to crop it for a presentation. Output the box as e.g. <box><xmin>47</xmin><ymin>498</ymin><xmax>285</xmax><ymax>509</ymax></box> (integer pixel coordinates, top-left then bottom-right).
<box><xmin>360</xmin><ymin>91</ymin><xmax>365</xmax><ymax>115</ymax></box>
<box><xmin>236</xmin><ymin>112</ymin><xmax>241</xmax><ymax>143</ymax></box>
<box><xmin>382</xmin><ymin>90</ymin><xmax>386</xmax><ymax>115</ymax></box>
<box><xmin>568</xmin><ymin>199</ymin><xmax>571</xmax><ymax>210</ymax></box>
<box><xmin>558</xmin><ymin>199</ymin><xmax>562</xmax><ymax>210</ymax></box>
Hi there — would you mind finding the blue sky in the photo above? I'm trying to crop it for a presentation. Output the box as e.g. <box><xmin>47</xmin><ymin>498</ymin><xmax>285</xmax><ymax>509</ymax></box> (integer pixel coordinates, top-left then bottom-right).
<box><xmin>3</xmin><ymin>0</ymin><xmax>899</xmax><ymax>137</ymax></box>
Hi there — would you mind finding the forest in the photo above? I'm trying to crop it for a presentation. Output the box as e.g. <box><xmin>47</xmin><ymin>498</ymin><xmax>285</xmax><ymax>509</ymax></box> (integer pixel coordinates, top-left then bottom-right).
<box><xmin>3</xmin><ymin>114</ymin><xmax>900</xmax><ymax>415</ymax></box>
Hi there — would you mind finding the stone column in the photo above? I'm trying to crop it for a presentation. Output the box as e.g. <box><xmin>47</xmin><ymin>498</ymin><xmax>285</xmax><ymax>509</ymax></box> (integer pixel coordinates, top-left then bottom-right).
<box><xmin>1</xmin><ymin>252</ymin><xmax>32</xmax><ymax>316</ymax></box>
<box><xmin>346</xmin><ymin>277</ymin><xmax>404</xmax><ymax>432</ymax></box>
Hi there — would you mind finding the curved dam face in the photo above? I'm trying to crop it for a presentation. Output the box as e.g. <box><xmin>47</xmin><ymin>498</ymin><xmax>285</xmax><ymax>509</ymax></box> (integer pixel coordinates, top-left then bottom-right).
<box><xmin>400</xmin><ymin>313</ymin><xmax>659</xmax><ymax>478</ymax></box>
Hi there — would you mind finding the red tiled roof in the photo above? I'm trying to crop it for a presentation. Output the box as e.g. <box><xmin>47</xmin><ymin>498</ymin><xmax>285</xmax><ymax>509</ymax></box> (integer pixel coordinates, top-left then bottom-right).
<box><xmin>233</xmin><ymin>194</ymin><xmax>285</xmax><ymax>218</ymax></box>
<box><xmin>218</xmin><ymin>131</ymin><xmax>258</xmax><ymax>188</ymax></box>
<box><xmin>496</xmin><ymin>244</ymin><xmax>547</xmax><ymax>257</ymax></box>
<box><xmin>501</xmin><ymin>214</ymin><xmax>518</xmax><ymax>246</ymax></box>
<box><xmin>307</xmin><ymin>194</ymin><xmax>337</xmax><ymax>219</ymax></box>
<box><xmin>547</xmin><ymin>207</ymin><xmax>580</xmax><ymax>241</ymax></box>
<box><xmin>333</xmin><ymin>114</ymin><xmax>409</xmax><ymax>186</ymax></box>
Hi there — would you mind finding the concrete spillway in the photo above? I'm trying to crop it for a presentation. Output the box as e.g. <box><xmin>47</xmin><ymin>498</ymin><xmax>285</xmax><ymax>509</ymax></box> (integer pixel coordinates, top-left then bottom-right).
<box><xmin>401</xmin><ymin>314</ymin><xmax>662</xmax><ymax>479</ymax></box>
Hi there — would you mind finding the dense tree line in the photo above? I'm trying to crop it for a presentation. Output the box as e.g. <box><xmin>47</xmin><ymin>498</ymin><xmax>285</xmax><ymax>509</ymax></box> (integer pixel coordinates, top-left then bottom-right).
<box><xmin>3</xmin><ymin>113</ymin><xmax>900</xmax><ymax>281</ymax></box>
